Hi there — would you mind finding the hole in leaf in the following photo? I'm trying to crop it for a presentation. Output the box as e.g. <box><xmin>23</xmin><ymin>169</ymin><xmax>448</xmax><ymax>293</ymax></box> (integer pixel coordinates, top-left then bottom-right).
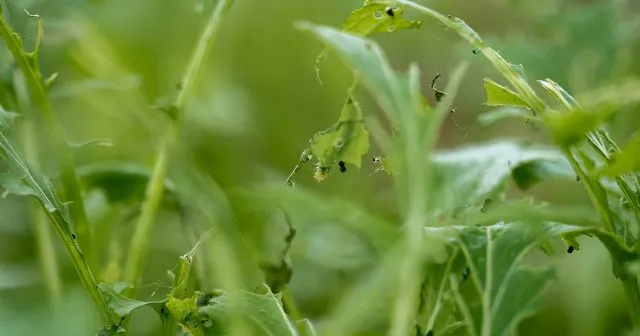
<box><xmin>385</xmin><ymin>7</ymin><xmax>395</xmax><ymax>17</ymax></box>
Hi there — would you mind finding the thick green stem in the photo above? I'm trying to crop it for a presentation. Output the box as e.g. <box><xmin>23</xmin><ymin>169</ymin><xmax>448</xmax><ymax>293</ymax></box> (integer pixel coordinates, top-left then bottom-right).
<box><xmin>123</xmin><ymin>0</ymin><xmax>235</xmax><ymax>297</ymax></box>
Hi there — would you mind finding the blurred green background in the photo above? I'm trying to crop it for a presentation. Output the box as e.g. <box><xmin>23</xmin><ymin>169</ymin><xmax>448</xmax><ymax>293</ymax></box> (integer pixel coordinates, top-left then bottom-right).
<box><xmin>0</xmin><ymin>0</ymin><xmax>639</xmax><ymax>335</ymax></box>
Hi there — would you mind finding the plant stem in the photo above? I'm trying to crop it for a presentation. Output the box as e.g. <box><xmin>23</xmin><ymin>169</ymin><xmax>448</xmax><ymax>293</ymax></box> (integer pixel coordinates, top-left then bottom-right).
<box><xmin>0</xmin><ymin>8</ymin><xmax>92</xmax><ymax>255</ymax></box>
<box><xmin>123</xmin><ymin>0</ymin><xmax>235</xmax><ymax>297</ymax></box>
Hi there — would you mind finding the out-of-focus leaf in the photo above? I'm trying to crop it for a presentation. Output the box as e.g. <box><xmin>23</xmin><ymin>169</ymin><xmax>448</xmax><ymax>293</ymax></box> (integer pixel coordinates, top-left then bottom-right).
<box><xmin>431</xmin><ymin>140</ymin><xmax>574</xmax><ymax>212</ymax></box>
<box><xmin>598</xmin><ymin>132</ymin><xmax>640</xmax><ymax>177</ymax></box>
<box><xmin>97</xmin><ymin>283</ymin><xmax>164</xmax><ymax>318</ymax></box>
<box><xmin>0</xmin><ymin>105</ymin><xmax>18</xmax><ymax>130</ymax></box>
<box><xmin>478</xmin><ymin>107</ymin><xmax>530</xmax><ymax>125</ymax></box>
<box><xmin>543</xmin><ymin>79</ymin><xmax>640</xmax><ymax>147</ymax></box>
<box><xmin>200</xmin><ymin>285</ymin><xmax>298</xmax><ymax>336</ymax></box>
<box><xmin>341</xmin><ymin>0</ymin><xmax>423</xmax><ymax>36</ymax></box>
<box><xmin>483</xmin><ymin>78</ymin><xmax>528</xmax><ymax>108</ymax></box>
<box><xmin>77</xmin><ymin>162</ymin><xmax>176</xmax><ymax>204</ymax></box>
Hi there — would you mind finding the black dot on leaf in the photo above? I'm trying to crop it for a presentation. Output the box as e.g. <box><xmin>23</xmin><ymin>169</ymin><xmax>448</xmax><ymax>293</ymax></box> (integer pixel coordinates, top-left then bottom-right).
<box><xmin>71</xmin><ymin>234</ymin><xmax>76</xmax><ymax>240</ymax></box>
<box><xmin>338</xmin><ymin>160</ymin><xmax>347</xmax><ymax>173</ymax></box>
<box><xmin>567</xmin><ymin>245</ymin><xmax>575</xmax><ymax>254</ymax></box>
<box><xmin>576</xmin><ymin>175</ymin><xmax>581</xmax><ymax>181</ymax></box>
<box><xmin>472</xmin><ymin>49</ymin><xmax>479</xmax><ymax>54</ymax></box>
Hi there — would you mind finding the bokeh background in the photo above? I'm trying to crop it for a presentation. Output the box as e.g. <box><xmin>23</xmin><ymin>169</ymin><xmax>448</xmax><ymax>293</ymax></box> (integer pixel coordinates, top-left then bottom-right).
<box><xmin>0</xmin><ymin>0</ymin><xmax>639</xmax><ymax>335</ymax></box>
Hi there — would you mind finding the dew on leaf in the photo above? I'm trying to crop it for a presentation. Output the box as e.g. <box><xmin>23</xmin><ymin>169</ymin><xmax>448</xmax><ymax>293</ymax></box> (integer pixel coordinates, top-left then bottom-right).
<box><xmin>373</xmin><ymin>11</ymin><xmax>383</xmax><ymax>20</ymax></box>
<box><xmin>387</xmin><ymin>24</ymin><xmax>395</xmax><ymax>32</ymax></box>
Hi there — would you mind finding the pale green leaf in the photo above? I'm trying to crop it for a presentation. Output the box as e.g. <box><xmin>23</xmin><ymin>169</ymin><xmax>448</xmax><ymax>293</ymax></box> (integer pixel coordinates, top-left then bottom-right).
<box><xmin>167</xmin><ymin>294</ymin><xmax>204</xmax><ymax>336</ymax></box>
<box><xmin>341</xmin><ymin>1</ymin><xmax>423</xmax><ymax>36</ymax></box>
<box><xmin>0</xmin><ymin>105</ymin><xmax>18</xmax><ymax>130</ymax></box>
<box><xmin>200</xmin><ymin>285</ymin><xmax>298</xmax><ymax>336</ymax></box>
<box><xmin>431</xmin><ymin>140</ymin><xmax>574</xmax><ymax>213</ymax></box>
<box><xmin>483</xmin><ymin>78</ymin><xmax>528</xmax><ymax>108</ymax></box>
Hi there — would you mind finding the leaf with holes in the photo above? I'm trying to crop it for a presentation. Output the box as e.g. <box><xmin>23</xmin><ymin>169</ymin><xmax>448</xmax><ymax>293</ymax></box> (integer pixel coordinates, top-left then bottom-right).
<box><xmin>308</xmin><ymin>90</ymin><xmax>369</xmax><ymax>179</ymax></box>
<box><xmin>341</xmin><ymin>0</ymin><xmax>423</xmax><ymax>36</ymax></box>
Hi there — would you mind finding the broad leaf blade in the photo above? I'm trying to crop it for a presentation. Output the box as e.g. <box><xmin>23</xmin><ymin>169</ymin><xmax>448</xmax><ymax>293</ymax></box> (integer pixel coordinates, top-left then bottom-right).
<box><xmin>432</xmin><ymin>140</ymin><xmax>574</xmax><ymax>213</ymax></box>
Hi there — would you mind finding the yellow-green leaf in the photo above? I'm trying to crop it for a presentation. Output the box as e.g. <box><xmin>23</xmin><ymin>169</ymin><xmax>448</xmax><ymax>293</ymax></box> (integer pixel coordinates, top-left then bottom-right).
<box><xmin>483</xmin><ymin>78</ymin><xmax>529</xmax><ymax>108</ymax></box>
<box><xmin>342</xmin><ymin>1</ymin><xmax>423</xmax><ymax>36</ymax></box>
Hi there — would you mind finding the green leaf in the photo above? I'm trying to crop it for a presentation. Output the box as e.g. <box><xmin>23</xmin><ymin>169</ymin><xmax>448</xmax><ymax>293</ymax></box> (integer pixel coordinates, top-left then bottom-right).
<box><xmin>598</xmin><ymin>132</ymin><xmax>640</xmax><ymax>177</ymax></box>
<box><xmin>425</xmin><ymin>223</ymin><xmax>557</xmax><ymax>336</ymax></box>
<box><xmin>543</xmin><ymin>79</ymin><xmax>640</xmax><ymax>147</ymax></box>
<box><xmin>200</xmin><ymin>285</ymin><xmax>297</xmax><ymax>336</ymax></box>
<box><xmin>308</xmin><ymin>85</ymin><xmax>369</xmax><ymax>178</ymax></box>
<box><xmin>341</xmin><ymin>1</ymin><xmax>423</xmax><ymax>36</ymax></box>
<box><xmin>431</xmin><ymin>140</ymin><xmax>574</xmax><ymax>213</ymax></box>
<box><xmin>97</xmin><ymin>283</ymin><xmax>164</xmax><ymax>318</ymax></box>
<box><xmin>483</xmin><ymin>78</ymin><xmax>528</xmax><ymax>108</ymax></box>
<box><xmin>297</xmin><ymin>22</ymin><xmax>421</xmax><ymax>124</ymax></box>
<box><xmin>77</xmin><ymin>162</ymin><xmax>177</xmax><ymax>204</ymax></box>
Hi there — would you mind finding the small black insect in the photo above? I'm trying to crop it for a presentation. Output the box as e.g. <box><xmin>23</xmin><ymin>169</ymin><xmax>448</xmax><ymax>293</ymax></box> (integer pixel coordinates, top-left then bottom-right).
<box><xmin>567</xmin><ymin>245</ymin><xmax>575</xmax><ymax>254</ymax></box>
<box><xmin>576</xmin><ymin>175</ymin><xmax>581</xmax><ymax>181</ymax></box>
<box><xmin>385</xmin><ymin>7</ymin><xmax>395</xmax><ymax>17</ymax></box>
<box><xmin>71</xmin><ymin>233</ymin><xmax>76</xmax><ymax>240</ymax></box>
<box><xmin>472</xmin><ymin>49</ymin><xmax>479</xmax><ymax>54</ymax></box>
<box><xmin>338</xmin><ymin>160</ymin><xmax>347</xmax><ymax>173</ymax></box>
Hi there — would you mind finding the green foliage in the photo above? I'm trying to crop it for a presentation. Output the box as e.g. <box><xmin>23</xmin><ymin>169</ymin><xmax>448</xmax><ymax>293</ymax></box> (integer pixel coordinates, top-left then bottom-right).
<box><xmin>1</xmin><ymin>0</ymin><xmax>640</xmax><ymax>335</ymax></box>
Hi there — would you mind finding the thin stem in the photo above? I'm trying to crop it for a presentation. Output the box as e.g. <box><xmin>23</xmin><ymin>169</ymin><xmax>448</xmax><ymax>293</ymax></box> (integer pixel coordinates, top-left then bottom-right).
<box><xmin>123</xmin><ymin>0</ymin><xmax>235</xmax><ymax>297</ymax></box>
<box><xmin>0</xmin><ymin>6</ymin><xmax>92</xmax><ymax>255</ymax></box>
